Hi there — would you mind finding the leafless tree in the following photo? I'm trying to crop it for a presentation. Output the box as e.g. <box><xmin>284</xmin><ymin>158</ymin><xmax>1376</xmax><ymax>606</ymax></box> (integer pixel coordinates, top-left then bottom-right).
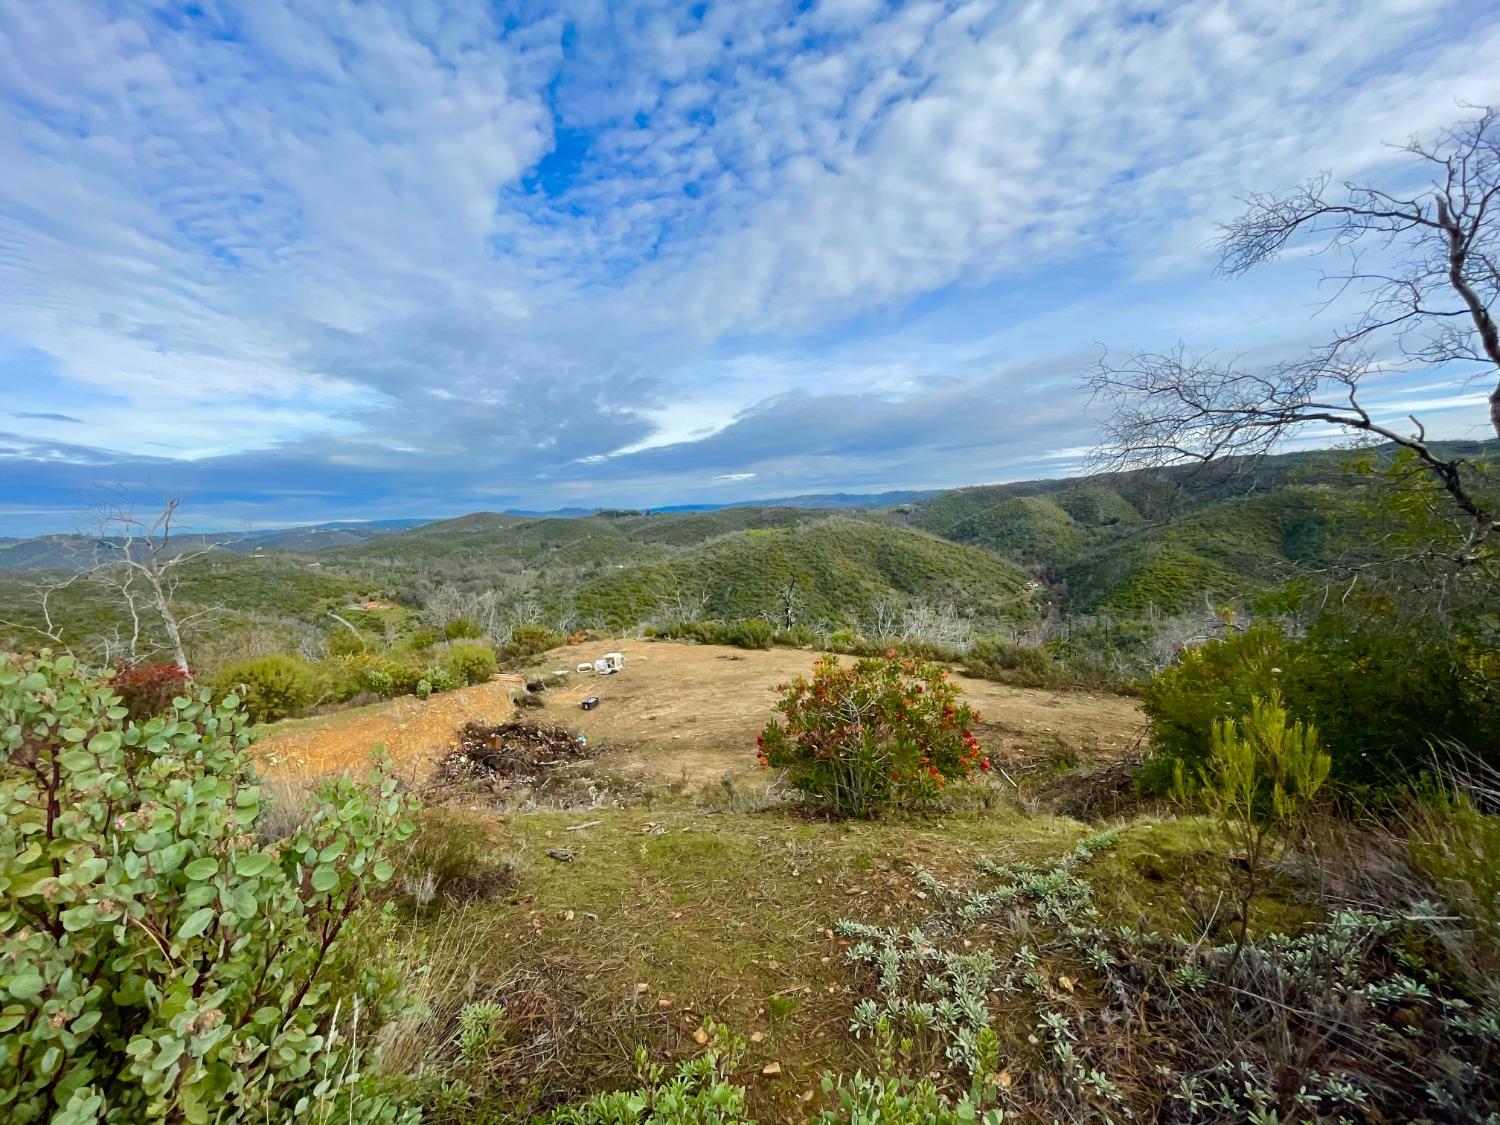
<box><xmin>1</xmin><ymin>495</ymin><xmax>225</xmax><ymax>671</ymax></box>
<box><xmin>766</xmin><ymin>579</ymin><xmax>806</xmax><ymax>630</ymax></box>
<box><xmin>84</xmin><ymin>495</ymin><xmax>226</xmax><ymax>672</ymax></box>
<box><xmin>0</xmin><ymin>570</ymin><xmax>85</xmax><ymax>650</ymax></box>
<box><xmin>1089</xmin><ymin>107</ymin><xmax>1500</xmax><ymax>563</ymax></box>
<box><xmin>866</xmin><ymin>596</ymin><xmax>903</xmax><ymax>639</ymax></box>
<box><xmin>898</xmin><ymin>601</ymin><xmax>972</xmax><ymax>648</ymax></box>
<box><xmin>650</xmin><ymin>579</ymin><xmax>711</xmax><ymax>628</ymax></box>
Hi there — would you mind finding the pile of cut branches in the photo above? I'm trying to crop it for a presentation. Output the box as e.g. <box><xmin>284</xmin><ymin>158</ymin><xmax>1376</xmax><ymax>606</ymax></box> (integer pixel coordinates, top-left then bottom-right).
<box><xmin>432</xmin><ymin>718</ymin><xmax>597</xmax><ymax>792</ymax></box>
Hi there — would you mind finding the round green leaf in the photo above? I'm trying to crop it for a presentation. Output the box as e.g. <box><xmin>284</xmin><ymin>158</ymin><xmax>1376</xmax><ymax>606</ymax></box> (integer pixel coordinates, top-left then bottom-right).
<box><xmin>310</xmin><ymin>864</ymin><xmax>340</xmax><ymax>893</ymax></box>
<box><xmin>7</xmin><ymin>971</ymin><xmax>45</xmax><ymax>1000</ymax></box>
<box><xmin>183</xmin><ymin>857</ymin><xmax>219</xmax><ymax>881</ymax></box>
<box><xmin>58</xmin><ymin>749</ymin><xmax>96</xmax><ymax>772</ymax></box>
<box><xmin>177</xmin><ymin>907</ymin><xmax>216</xmax><ymax>940</ymax></box>
<box><xmin>234</xmin><ymin>852</ymin><xmax>273</xmax><ymax>878</ymax></box>
<box><xmin>61</xmin><ymin>904</ymin><xmax>98</xmax><ymax>932</ymax></box>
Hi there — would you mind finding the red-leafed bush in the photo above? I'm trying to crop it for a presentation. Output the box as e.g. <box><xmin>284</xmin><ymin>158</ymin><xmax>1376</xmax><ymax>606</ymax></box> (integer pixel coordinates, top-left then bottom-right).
<box><xmin>757</xmin><ymin>652</ymin><xmax>985</xmax><ymax>817</ymax></box>
<box><xmin>108</xmin><ymin>662</ymin><xmax>191</xmax><ymax>722</ymax></box>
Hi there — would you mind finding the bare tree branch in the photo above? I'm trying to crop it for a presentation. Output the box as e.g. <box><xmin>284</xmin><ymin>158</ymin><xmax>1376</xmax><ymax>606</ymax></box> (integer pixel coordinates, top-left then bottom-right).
<box><xmin>1091</xmin><ymin>107</ymin><xmax>1500</xmax><ymax>564</ymax></box>
<box><xmin>82</xmin><ymin>493</ymin><xmax>231</xmax><ymax>672</ymax></box>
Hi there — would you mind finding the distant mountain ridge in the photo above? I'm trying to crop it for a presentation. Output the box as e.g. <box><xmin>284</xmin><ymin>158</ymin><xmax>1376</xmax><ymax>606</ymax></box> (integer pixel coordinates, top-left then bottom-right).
<box><xmin>497</xmin><ymin>489</ymin><xmax>943</xmax><ymax>519</ymax></box>
<box><xmin>0</xmin><ymin>518</ymin><xmax>431</xmax><ymax>572</ymax></box>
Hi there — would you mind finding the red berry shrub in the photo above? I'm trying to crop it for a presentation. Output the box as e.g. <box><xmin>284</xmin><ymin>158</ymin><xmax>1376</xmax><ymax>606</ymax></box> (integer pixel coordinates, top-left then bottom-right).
<box><xmin>108</xmin><ymin>662</ymin><xmax>192</xmax><ymax>722</ymax></box>
<box><xmin>757</xmin><ymin>652</ymin><xmax>986</xmax><ymax>817</ymax></box>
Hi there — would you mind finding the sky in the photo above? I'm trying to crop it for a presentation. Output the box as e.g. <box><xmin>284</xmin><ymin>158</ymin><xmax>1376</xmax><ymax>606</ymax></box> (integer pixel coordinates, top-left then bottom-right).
<box><xmin>1</xmin><ymin>0</ymin><xmax>1498</xmax><ymax>536</ymax></box>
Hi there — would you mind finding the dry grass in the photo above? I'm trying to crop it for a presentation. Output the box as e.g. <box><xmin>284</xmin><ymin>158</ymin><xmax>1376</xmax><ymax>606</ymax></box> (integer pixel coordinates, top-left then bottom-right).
<box><xmin>384</xmin><ymin>801</ymin><xmax>1088</xmax><ymax>1121</ymax></box>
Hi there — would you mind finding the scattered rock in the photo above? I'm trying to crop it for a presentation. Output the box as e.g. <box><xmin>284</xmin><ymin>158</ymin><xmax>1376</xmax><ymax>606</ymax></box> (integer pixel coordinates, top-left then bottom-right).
<box><xmin>761</xmin><ymin>1062</ymin><xmax>782</xmax><ymax>1077</ymax></box>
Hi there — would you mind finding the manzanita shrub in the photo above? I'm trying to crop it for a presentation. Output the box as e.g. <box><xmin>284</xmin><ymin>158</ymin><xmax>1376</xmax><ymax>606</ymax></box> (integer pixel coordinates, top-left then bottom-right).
<box><xmin>0</xmin><ymin>650</ymin><xmax>419</xmax><ymax>1124</ymax></box>
<box><xmin>758</xmin><ymin>652</ymin><xmax>986</xmax><ymax>817</ymax></box>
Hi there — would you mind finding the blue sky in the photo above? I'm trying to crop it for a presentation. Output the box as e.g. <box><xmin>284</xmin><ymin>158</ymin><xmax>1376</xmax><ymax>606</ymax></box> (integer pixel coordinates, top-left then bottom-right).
<box><xmin>1</xmin><ymin>0</ymin><xmax>1498</xmax><ymax>535</ymax></box>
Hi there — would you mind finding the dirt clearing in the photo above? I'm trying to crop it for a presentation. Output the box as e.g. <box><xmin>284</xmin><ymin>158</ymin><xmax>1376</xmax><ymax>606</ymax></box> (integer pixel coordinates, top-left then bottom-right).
<box><xmin>254</xmin><ymin>640</ymin><xmax>1144</xmax><ymax>789</ymax></box>
<box><xmin>520</xmin><ymin>639</ymin><xmax>1144</xmax><ymax>789</ymax></box>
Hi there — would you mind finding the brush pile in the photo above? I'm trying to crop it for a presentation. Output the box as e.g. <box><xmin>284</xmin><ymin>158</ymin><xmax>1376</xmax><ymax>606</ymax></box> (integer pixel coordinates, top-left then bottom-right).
<box><xmin>433</xmin><ymin>718</ymin><xmax>597</xmax><ymax>791</ymax></box>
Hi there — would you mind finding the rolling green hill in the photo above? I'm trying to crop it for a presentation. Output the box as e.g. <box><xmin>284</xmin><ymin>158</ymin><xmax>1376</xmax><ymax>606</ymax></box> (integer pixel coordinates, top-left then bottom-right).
<box><xmin>1059</xmin><ymin>488</ymin><xmax>1351</xmax><ymax>616</ymax></box>
<box><xmin>0</xmin><ymin>554</ymin><xmax>367</xmax><ymax>666</ymax></box>
<box><xmin>2</xmin><ymin>440</ymin><xmax>1491</xmax><ymax>674</ymax></box>
<box><xmin>333</xmin><ymin>506</ymin><xmax>836</xmax><ymax>565</ymax></box>
<box><xmin>570</xmin><ymin>517</ymin><xmax>1036</xmax><ymax>629</ymax></box>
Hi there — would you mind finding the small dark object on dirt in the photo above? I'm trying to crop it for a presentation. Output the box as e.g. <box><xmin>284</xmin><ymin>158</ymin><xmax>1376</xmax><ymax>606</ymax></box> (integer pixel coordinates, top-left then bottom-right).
<box><xmin>545</xmin><ymin>848</ymin><xmax>575</xmax><ymax>863</ymax></box>
<box><xmin>526</xmin><ymin>680</ymin><xmax>547</xmax><ymax>693</ymax></box>
<box><xmin>581</xmin><ymin>696</ymin><xmax>600</xmax><ymax>711</ymax></box>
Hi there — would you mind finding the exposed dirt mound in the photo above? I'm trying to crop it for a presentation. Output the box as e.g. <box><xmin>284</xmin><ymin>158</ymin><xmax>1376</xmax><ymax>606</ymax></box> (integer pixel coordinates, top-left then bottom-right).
<box><xmin>439</xmin><ymin>718</ymin><xmax>598</xmax><ymax>785</ymax></box>
<box><xmin>254</xmin><ymin>676</ymin><xmax>522</xmax><ymax>782</ymax></box>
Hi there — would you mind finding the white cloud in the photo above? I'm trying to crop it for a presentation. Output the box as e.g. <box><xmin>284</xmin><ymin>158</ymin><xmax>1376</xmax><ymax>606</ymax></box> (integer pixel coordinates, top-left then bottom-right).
<box><xmin>0</xmin><ymin>0</ymin><xmax>1496</xmax><ymax>531</ymax></box>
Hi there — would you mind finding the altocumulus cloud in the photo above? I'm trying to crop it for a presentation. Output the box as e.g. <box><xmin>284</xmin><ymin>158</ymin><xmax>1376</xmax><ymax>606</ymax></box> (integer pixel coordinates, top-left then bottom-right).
<box><xmin>0</xmin><ymin>0</ymin><xmax>1498</xmax><ymax>533</ymax></box>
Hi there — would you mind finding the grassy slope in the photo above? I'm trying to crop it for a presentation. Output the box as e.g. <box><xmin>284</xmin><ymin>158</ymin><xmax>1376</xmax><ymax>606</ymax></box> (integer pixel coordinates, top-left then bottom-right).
<box><xmin>411</xmin><ymin>801</ymin><xmax>1313</xmax><ymax>1121</ymax></box>
<box><xmin>427</xmin><ymin>803</ymin><xmax>1086</xmax><ymax>1117</ymax></box>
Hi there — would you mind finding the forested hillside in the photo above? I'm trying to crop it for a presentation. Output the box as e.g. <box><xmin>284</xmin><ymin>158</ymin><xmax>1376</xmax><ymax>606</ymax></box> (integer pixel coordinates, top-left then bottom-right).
<box><xmin>1</xmin><ymin>441</ymin><xmax>1492</xmax><ymax>682</ymax></box>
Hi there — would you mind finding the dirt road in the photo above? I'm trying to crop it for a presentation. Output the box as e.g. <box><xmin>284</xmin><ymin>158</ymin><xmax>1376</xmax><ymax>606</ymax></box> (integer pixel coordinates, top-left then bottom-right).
<box><xmin>255</xmin><ymin>640</ymin><xmax>1144</xmax><ymax>789</ymax></box>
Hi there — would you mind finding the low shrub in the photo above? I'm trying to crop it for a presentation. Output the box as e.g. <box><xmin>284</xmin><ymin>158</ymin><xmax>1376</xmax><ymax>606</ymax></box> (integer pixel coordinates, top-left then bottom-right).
<box><xmin>211</xmin><ymin>652</ymin><xmax>322</xmax><ymax>723</ymax></box>
<box><xmin>821</xmin><ymin>629</ymin><xmax>965</xmax><ymax>664</ymax></box>
<box><xmin>327</xmin><ymin>627</ymin><xmax>369</xmax><ymax>657</ymax></box>
<box><xmin>773</xmin><ymin>624</ymin><xmax>821</xmax><ymax>648</ymax></box>
<box><xmin>418</xmin><ymin>664</ymin><xmax>458</xmax><ymax>698</ymax></box>
<box><xmin>651</xmin><ymin>618</ymin><xmax>775</xmax><ymax>650</ymax></box>
<box><xmin>1279</xmin><ymin>612</ymin><xmax>1495</xmax><ymax>788</ymax></box>
<box><xmin>107</xmin><ymin>661</ymin><xmax>191</xmax><ymax>721</ymax></box>
<box><xmin>1174</xmin><ymin>691</ymin><xmax>1331</xmax><ymax>946</ymax></box>
<box><xmin>833</xmin><ymin>833</ymin><xmax>1500</xmax><ymax>1122</ymax></box>
<box><xmin>501</xmin><ymin>623</ymin><xmax>562</xmax><ymax>664</ymax></box>
<box><xmin>825</xmin><ymin>627</ymin><xmax>861</xmax><ymax>651</ymax></box>
<box><xmin>718</xmin><ymin>618</ymin><xmax>773</xmax><ymax>649</ymax></box>
<box><xmin>332</xmin><ymin>653</ymin><xmax>424</xmax><ymax>700</ymax></box>
<box><xmin>1140</xmin><ymin>614</ymin><xmax>1497</xmax><ymax>793</ymax></box>
<box><xmin>545</xmin><ymin>1034</ymin><xmax>751</xmax><ymax>1125</ymax></box>
<box><xmin>818</xmin><ymin>1021</ymin><xmax>1004</xmax><ymax>1124</ymax></box>
<box><xmin>443</xmin><ymin>617</ymin><xmax>485</xmax><ymax>641</ymax></box>
<box><xmin>758</xmin><ymin>652</ymin><xmax>985</xmax><ymax>816</ymax></box>
<box><xmin>437</xmin><ymin>642</ymin><xmax>498</xmax><ymax>686</ymax></box>
<box><xmin>0</xmin><ymin>650</ymin><xmax>418</xmax><ymax>1123</ymax></box>
<box><xmin>389</xmin><ymin>811</ymin><xmax>519</xmax><ymax>913</ymax></box>
<box><xmin>963</xmin><ymin>635</ymin><xmax>1057</xmax><ymax>686</ymax></box>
